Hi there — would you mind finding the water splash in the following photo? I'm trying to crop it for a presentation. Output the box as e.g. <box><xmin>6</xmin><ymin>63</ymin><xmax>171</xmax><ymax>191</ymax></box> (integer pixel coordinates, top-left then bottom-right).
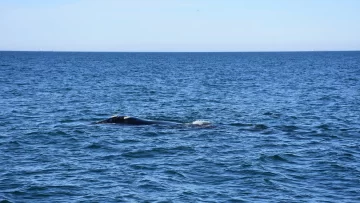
<box><xmin>191</xmin><ymin>120</ymin><xmax>212</xmax><ymax>126</ymax></box>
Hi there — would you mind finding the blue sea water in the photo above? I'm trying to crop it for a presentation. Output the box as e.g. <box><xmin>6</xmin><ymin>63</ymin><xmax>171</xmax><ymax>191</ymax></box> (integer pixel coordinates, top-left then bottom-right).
<box><xmin>0</xmin><ymin>51</ymin><xmax>360</xmax><ymax>202</ymax></box>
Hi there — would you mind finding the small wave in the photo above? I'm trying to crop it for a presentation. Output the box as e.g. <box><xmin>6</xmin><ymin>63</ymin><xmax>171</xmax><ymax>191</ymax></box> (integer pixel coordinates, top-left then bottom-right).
<box><xmin>263</xmin><ymin>112</ymin><xmax>281</xmax><ymax>118</ymax></box>
<box><xmin>137</xmin><ymin>179</ymin><xmax>167</xmax><ymax>191</ymax></box>
<box><xmin>276</xmin><ymin>125</ymin><xmax>299</xmax><ymax>132</ymax></box>
<box><xmin>316</xmin><ymin>124</ymin><xmax>330</xmax><ymax>131</ymax></box>
<box><xmin>122</xmin><ymin>146</ymin><xmax>194</xmax><ymax>158</ymax></box>
<box><xmin>85</xmin><ymin>143</ymin><xmax>103</xmax><ymax>149</ymax></box>
<box><xmin>230</xmin><ymin>123</ymin><xmax>269</xmax><ymax>131</ymax></box>
<box><xmin>0</xmin><ymin>198</ymin><xmax>12</xmax><ymax>203</ymax></box>
<box><xmin>117</xmin><ymin>139</ymin><xmax>141</xmax><ymax>144</ymax></box>
<box><xmin>130</xmin><ymin>164</ymin><xmax>156</xmax><ymax>170</ymax></box>
<box><xmin>253</xmin><ymin>124</ymin><xmax>269</xmax><ymax>131</ymax></box>
<box><xmin>230</xmin><ymin>123</ymin><xmax>253</xmax><ymax>127</ymax></box>
<box><xmin>164</xmin><ymin>169</ymin><xmax>187</xmax><ymax>178</ymax></box>
<box><xmin>259</xmin><ymin>153</ymin><xmax>299</xmax><ymax>163</ymax></box>
<box><xmin>60</xmin><ymin>119</ymin><xmax>76</xmax><ymax>123</ymax></box>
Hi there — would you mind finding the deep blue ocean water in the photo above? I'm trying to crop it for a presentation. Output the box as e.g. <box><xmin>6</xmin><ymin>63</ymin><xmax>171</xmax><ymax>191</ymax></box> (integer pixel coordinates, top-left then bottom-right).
<box><xmin>0</xmin><ymin>51</ymin><xmax>359</xmax><ymax>202</ymax></box>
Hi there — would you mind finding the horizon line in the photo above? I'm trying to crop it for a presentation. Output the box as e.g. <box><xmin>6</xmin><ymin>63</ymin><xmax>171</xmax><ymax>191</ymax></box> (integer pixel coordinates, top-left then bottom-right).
<box><xmin>0</xmin><ymin>49</ymin><xmax>359</xmax><ymax>53</ymax></box>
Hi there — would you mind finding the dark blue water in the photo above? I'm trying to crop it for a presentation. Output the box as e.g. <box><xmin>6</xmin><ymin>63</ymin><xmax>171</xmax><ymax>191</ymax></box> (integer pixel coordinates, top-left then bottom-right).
<box><xmin>1</xmin><ymin>51</ymin><xmax>360</xmax><ymax>202</ymax></box>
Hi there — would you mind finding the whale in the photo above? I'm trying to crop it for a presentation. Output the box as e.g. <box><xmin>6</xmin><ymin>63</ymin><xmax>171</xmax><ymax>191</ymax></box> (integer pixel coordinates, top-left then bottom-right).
<box><xmin>96</xmin><ymin>116</ymin><xmax>181</xmax><ymax>125</ymax></box>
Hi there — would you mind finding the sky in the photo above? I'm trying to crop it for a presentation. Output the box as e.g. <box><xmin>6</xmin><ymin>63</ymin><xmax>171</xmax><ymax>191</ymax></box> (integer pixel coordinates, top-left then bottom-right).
<box><xmin>0</xmin><ymin>0</ymin><xmax>359</xmax><ymax>52</ymax></box>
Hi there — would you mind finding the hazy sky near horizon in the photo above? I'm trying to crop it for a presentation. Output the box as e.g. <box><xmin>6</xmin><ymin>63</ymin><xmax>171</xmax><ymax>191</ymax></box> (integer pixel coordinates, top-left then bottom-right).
<box><xmin>0</xmin><ymin>0</ymin><xmax>359</xmax><ymax>51</ymax></box>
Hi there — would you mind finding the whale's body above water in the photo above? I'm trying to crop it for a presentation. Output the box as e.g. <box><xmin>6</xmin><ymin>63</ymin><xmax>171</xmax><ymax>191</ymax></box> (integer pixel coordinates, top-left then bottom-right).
<box><xmin>96</xmin><ymin>116</ymin><xmax>181</xmax><ymax>125</ymax></box>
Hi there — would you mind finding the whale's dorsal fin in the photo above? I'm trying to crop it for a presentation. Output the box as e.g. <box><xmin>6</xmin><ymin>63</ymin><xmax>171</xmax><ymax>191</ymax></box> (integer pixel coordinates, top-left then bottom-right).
<box><xmin>111</xmin><ymin>115</ymin><xmax>118</xmax><ymax>118</ymax></box>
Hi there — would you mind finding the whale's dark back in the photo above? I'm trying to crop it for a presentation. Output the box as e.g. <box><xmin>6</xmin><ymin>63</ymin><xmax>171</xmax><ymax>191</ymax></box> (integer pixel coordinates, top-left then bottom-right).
<box><xmin>96</xmin><ymin>116</ymin><xmax>178</xmax><ymax>125</ymax></box>
<box><xmin>96</xmin><ymin>116</ymin><xmax>127</xmax><ymax>124</ymax></box>
<box><xmin>122</xmin><ymin>117</ymin><xmax>155</xmax><ymax>125</ymax></box>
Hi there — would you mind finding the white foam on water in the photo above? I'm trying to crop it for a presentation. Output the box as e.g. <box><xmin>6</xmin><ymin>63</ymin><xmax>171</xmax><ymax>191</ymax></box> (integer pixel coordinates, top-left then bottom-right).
<box><xmin>191</xmin><ymin>120</ymin><xmax>211</xmax><ymax>125</ymax></box>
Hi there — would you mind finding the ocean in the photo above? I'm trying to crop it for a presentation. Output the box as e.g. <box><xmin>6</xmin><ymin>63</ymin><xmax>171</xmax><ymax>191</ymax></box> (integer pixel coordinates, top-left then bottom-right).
<box><xmin>0</xmin><ymin>51</ymin><xmax>359</xmax><ymax>202</ymax></box>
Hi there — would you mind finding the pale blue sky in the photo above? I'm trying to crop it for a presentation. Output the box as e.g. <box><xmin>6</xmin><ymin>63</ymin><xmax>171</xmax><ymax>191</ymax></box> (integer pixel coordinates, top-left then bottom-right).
<box><xmin>0</xmin><ymin>0</ymin><xmax>359</xmax><ymax>51</ymax></box>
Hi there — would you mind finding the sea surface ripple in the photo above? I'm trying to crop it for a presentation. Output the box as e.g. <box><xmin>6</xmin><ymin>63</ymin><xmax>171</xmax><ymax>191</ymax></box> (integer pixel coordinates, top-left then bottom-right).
<box><xmin>1</xmin><ymin>51</ymin><xmax>360</xmax><ymax>202</ymax></box>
